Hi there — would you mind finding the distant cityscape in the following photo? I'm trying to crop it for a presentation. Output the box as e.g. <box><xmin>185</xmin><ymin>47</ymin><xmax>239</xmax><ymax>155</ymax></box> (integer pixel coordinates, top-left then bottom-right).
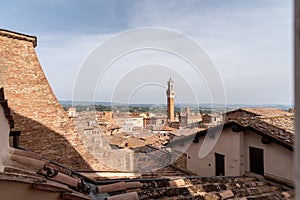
<box><xmin>61</xmin><ymin>101</ymin><xmax>292</xmax><ymax>113</ymax></box>
<box><xmin>0</xmin><ymin>16</ymin><xmax>296</xmax><ymax>199</ymax></box>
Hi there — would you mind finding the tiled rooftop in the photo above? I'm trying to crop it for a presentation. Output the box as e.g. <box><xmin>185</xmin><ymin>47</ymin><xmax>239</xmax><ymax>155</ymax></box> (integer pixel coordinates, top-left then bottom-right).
<box><xmin>235</xmin><ymin>115</ymin><xmax>295</xmax><ymax>147</ymax></box>
<box><xmin>1</xmin><ymin>149</ymin><xmax>92</xmax><ymax>199</ymax></box>
<box><xmin>86</xmin><ymin>165</ymin><xmax>190</xmax><ymax>181</ymax></box>
<box><xmin>261</xmin><ymin>116</ymin><xmax>294</xmax><ymax>134</ymax></box>
<box><xmin>1</xmin><ymin>147</ymin><xmax>295</xmax><ymax>200</ymax></box>
<box><xmin>236</xmin><ymin>108</ymin><xmax>291</xmax><ymax>117</ymax></box>
<box><xmin>95</xmin><ymin>175</ymin><xmax>293</xmax><ymax>200</ymax></box>
<box><xmin>1</xmin><ymin>124</ymin><xmax>295</xmax><ymax>200</ymax></box>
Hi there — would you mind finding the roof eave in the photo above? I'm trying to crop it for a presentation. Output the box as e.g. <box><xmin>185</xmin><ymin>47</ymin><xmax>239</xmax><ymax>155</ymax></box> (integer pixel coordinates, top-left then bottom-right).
<box><xmin>0</xmin><ymin>29</ymin><xmax>37</xmax><ymax>47</ymax></box>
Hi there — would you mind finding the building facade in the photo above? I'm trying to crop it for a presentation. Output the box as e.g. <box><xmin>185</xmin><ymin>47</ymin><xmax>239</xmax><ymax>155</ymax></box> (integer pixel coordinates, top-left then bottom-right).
<box><xmin>170</xmin><ymin>114</ymin><xmax>294</xmax><ymax>184</ymax></box>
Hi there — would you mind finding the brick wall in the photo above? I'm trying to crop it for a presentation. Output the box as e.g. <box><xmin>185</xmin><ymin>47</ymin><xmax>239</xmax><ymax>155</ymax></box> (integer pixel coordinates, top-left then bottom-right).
<box><xmin>0</xmin><ymin>29</ymin><xmax>106</xmax><ymax>171</ymax></box>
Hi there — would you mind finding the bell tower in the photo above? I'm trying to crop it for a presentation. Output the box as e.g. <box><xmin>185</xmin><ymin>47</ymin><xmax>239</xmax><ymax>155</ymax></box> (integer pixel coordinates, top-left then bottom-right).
<box><xmin>166</xmin><ymin>77</ymin><xmax>175</xmax><ymax>123</ymax></box>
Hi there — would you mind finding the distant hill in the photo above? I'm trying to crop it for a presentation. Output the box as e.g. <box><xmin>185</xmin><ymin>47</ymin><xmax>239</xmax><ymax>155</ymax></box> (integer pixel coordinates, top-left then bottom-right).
<box><xmin>59</xmin><ymin>100</ymin><xmax>292</xmax><ymax>111</ymax></box>
<box><xmin>59</xmin><ymin>100</ymin><xmax>115</xmax><ymax>106</ymax></box>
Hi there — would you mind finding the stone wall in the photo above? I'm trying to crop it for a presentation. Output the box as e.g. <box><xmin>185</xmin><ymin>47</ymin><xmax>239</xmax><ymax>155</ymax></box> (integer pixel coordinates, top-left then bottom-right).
<box><xmin>0</xmin><ymin>29</ymin><xmax>105</xmax><ymax>171</ymax></box>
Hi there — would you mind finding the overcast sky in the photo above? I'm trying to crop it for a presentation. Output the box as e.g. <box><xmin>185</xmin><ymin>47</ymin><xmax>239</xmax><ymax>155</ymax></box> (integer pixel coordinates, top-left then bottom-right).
<box><xmin>0</xmin><ymin>0</ymin><xmax>293</xmax><ymax>105</ymax></box>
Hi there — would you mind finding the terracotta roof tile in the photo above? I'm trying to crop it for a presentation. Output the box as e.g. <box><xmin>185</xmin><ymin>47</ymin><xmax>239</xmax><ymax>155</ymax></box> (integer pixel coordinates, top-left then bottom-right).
<box><xmin>10</xmin><ymin>154</ymin><xmax>47</xmax><ymax>172</ymax></box>
<box><xmin>4</xmin><ymin>166</ymin><xmax>44</xmax><ymax>179</ymax></box>
<box><xmin>261</xmin><ymin>116</ymin><xmax>294</xmax><ymax>133</ymax></box>
<box><xmin>62</xmin><ymin>192</ymin><xmax>92</xmax><ymax>200</ymax></box>
<box><xmin>32</xmin><ymin>180</ymin><xmax>73</xmax><ymax>193</ymax></box>
<box><xmin>13</xmin><ymin>148</ymin><xmax>44</xmax><ymax>160</ymax></box>
<box><xmin>282</xmin><ymin>191</ymin><xmax>293</xmax><ymax>198</ymax></box>
<box><xmin>97</xmin><ymin>181</ymin><xmax>127</xmax><ymax>194</ymax></box>
<box><xmin>236</xmin><ymin>116</ymin><xmax>295</xmax><ymax>147</ymax></box>
<box><xmin>106</xmin><ymin>192</ymin><xmax>139</xmax><ymax>200</ymax></box>
<box><xmin>0</xmin><ymin>171</ymin><xmax>44</xmax><ymax>184</ymax></box>
<box><xmin>127</xmin><ymin>137</ymin><xmax>147</xmax><ymax>148</ymax></box>
<box><xmin>109</xmin><ymin>136</ymin><xmax>127</xmax><ymax>147</ymax></box>
<box><xmin>169</xmin><ymin>179</ymin><xmax>186</xmax><ymax>187</ymax></box>
<box><xmin>48</xmin><ymin>172</ymin><xmax>79</xmax><ymax>188</ymax></box>
<box><xmin>239</xmin><ymin>107</ymin><xmax>290</xmax><ymax>117</ymax></box>
<box><xmin>219</xmin><ymin>189</ymin><xmax>234</xmax><ymax>199</ymax></box>
<box><xmin>124</xmin><ymin>181</ymin><xmax>142</xmax><ymax>189</ymax></box>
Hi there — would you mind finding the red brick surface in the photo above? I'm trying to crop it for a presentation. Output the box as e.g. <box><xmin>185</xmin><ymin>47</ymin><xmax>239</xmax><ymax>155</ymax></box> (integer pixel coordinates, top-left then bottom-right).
<box><xmin>0</xmin><ymin>30</ymin><xmax>101</xmax><ymax>171</ymax></box>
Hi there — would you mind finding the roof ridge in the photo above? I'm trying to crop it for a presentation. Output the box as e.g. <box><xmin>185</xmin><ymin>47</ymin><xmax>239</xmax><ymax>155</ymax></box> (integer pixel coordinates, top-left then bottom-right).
<box><xmin>0</xmin><ymin>29</ymin><xmax>37</xmax><ymax>47</ymax></box>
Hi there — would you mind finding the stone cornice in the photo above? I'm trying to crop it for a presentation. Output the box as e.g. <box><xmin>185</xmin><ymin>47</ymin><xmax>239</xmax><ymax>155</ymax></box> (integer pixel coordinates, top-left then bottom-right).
<box><xmin>0</xmin><ymin>29</ymin><xmax>37</xmax><ymax>47</ymax></box>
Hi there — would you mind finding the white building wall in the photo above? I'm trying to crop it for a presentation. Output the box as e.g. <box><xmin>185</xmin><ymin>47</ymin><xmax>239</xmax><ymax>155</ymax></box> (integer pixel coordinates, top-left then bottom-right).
<box><xmin>243</xmin><ymin>130</ymin><xmax>294</xmax><ymax>182</ymax></box>
<box><xmin>174</xmin><ymin>128</ymin><xmax>242</xmax><ymax>176</ymax></box>
<box><xmin>173</xmin><ymin>127</ymin><xmax>294</xmax><ymax>183</ymax></box>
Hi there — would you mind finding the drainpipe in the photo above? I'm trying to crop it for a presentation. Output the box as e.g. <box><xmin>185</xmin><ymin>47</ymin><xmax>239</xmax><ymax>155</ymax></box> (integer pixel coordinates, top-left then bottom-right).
<box><xmin>9</xmin><ymin>129</ymin><xmax>21</xmax><ymax>148</ymax></box>
<box><xmin>294</xmin><ymin>0</ymin><xmax>300</xmax><ymax>199</ymax></box>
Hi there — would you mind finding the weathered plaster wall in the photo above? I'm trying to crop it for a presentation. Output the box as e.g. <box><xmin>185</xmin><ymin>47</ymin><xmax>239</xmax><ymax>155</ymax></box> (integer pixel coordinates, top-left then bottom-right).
<box><xmin>243</xmin><ymin>130</ymin><xmax>294</xmax><ymax>182</ymax></box>
<box><xmin>173</xmin><ymin>127</ymin><xmax>294</xmax><ymax>182</ymax></box>
<box><xmin>174</xmin><ymin>128</ymin><xmax>242</xmax><ymax>176</ymax></box>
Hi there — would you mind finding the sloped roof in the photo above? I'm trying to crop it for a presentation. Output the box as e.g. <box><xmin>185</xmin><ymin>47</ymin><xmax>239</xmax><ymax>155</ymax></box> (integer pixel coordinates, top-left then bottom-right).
<box><xmin>2</xmin><ymin>150</ymin><xmax>92</xmax><ymax>200</ymax></box>
<box><xmin>3</xmin><ymin>149</ymin><xmax>294</xmax><ymax>199</ymax></box>
<box><xmin>168</xmin><ymin>115</ymin><xmax>295</xmax><ymax>151</ymax></box>
<box><xmin>95</xmin><ymin>175</ymin><xmax>293</xmax><ymax>199</ymax></box>
<box><xmin>228</xmin><ymin>107</ymin><xmax>290</xmax><ymax>117</ymax></box>
<box><xmin>109</xmin><ymin>136</ymin><xmax>128</xmax><ymax>147</ymax></box>
<box><xmin>127</xmin><ymin>137</ymin><xmax>147</xmax><ymax>148</ymax></box>
<box><xmin>261</xmin><ymin>116</ymin><xmax>294</xmax><ymax>133</ymax></box>
<box><xmin>2</xmin><ymin>146</ymin><xmax>294</xmax><ymax>200</ymax></box>
<box><xmin>236</xmin><ymin>116</ymin><xmax>294</xmax><ymax>149</ymax></box>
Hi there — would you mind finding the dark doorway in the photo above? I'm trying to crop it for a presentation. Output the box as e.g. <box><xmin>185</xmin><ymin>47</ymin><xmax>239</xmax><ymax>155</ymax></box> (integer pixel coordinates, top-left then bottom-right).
<box><xmin>249</xmin><ymin>146</ymin><xmax>264</xmax><ymax>175</ymax></box>
<box><xmin>215</xmin><ymin>153</ymin><xmax>225</xmax><ymax>176</ymax></box>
